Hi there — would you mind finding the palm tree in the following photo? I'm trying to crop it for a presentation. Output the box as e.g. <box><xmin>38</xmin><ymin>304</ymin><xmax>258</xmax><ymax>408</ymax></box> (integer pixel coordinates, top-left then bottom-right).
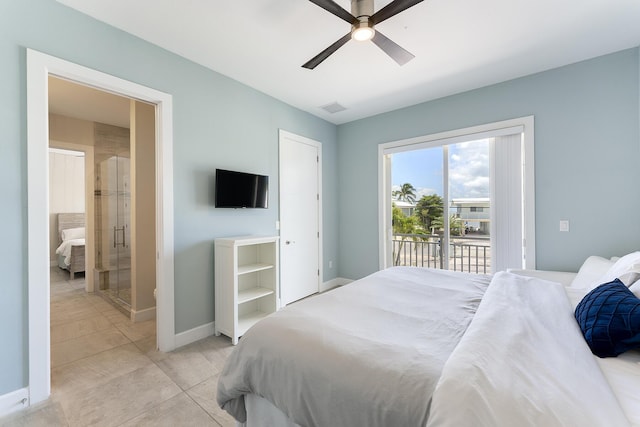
<box><xmin>392</xmin><ymin>183</ymin><xmax>417</xmax><ymax>203</ymax></box>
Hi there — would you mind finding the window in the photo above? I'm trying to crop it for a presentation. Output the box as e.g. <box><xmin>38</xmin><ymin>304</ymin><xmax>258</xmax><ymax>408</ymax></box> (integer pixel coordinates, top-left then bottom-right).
<box><xmin>378</xmin><ymin>117</ymin><xmax>535</xmax><ymax>273</ymax></box>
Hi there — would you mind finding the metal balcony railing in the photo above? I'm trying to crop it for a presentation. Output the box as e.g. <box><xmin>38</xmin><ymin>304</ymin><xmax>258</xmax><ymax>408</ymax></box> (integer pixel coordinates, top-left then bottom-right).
<box><xmin>392</xmin><ymin>233</ymin><xmax>491</xmax><ymax>274</ymax></box>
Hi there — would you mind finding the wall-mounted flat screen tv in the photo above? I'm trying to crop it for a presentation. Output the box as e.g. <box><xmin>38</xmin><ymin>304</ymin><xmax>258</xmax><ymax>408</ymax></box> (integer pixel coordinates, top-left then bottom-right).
<box><xmin>215</xmin><ymin>169</ymin><xmax>269</xmax><ymax>209</ymax></box>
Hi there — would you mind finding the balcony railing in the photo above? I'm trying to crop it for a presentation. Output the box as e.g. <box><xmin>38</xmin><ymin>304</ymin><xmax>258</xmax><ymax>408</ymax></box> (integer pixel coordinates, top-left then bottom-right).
<box><xmin>392</xmin><ymin>233</ymin><xmax>491</xmax><ymax>274</ymax></box>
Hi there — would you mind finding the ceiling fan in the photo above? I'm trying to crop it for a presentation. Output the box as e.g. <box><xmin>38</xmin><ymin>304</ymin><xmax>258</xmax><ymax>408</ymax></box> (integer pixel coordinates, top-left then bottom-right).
<box><xmin>303</xmin><ymin>0</ymin><xmax>424</xmax><ymax>69</ymax></box>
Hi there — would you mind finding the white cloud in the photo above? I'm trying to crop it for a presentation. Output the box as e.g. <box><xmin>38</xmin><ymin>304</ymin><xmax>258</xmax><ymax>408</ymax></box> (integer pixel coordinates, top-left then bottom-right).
<box><xmin>448</xmin><ymin>140</ymin><xmax>490</xmax><ymax>198</ymax></box>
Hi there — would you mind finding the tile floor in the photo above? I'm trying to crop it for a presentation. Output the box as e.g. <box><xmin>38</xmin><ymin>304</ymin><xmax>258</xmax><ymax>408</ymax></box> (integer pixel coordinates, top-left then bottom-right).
<box><xmin>1</xmin><ymin>268</ymin><xmax>236</xmax><ymax>427</ymax></box>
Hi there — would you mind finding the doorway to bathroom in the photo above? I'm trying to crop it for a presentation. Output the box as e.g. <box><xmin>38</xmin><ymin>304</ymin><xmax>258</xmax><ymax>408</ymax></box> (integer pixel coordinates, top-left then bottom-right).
<box><xmin>27</xmin><ymin>49</ymin><xmax>176</xmax><ymax>405</ymax></box>
<box><xmin>48</xmin><ymin>77</ymin><xmax>158</xmax><ymax>320</ymax></box>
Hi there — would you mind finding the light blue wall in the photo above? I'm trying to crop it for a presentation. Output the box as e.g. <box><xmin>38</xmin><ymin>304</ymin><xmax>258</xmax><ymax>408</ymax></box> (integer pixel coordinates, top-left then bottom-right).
<box><xmin>2</xmin><ymin>0</ymin><xmax>638</xmax><ymax>403</ymax></box>
<box><xmin>0</xmin><ymin>0</ymin><xmax>337</xmax><ymax>395</ymax></box>
<box><xmin>337</xmin><ymin>48</ymin><xmax>640</xmax><ymax>280</ymax></box>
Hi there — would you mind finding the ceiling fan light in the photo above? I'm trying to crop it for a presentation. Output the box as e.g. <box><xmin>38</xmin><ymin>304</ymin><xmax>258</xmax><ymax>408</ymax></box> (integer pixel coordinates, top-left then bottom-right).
<box><xmin>352</xmin><ymin>25</ymin><xmax>375</xmax><ymax>41</ymax></box>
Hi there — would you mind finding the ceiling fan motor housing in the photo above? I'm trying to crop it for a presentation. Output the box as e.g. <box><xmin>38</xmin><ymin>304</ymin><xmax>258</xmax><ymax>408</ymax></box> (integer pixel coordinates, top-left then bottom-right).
<box><xmin>351</xmin><ymin>0</ymin><xmax>374</xmax><ymax>19</ymax></box>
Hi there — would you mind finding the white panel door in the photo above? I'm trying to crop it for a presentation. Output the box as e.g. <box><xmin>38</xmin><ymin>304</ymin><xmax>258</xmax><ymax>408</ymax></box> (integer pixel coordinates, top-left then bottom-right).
<box><xmin>279</xmin><ymin>131</ymin><xmax>320</xmax><ymax>305</ymax></box>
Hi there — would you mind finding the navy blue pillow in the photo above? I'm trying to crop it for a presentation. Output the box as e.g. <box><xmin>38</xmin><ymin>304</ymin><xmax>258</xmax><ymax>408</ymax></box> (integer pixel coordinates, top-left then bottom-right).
<box><xmin>575</xmin><ymin>279</ymin><xmax>640</xmax><ymax>357</ymax></box>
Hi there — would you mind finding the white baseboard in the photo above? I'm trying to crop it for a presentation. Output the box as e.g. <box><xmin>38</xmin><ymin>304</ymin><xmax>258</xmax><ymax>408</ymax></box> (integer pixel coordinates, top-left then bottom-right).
<box><xmin>320</xmin><ymin>277</ymin><xmax>353</xmax><ymax>293</ymax></box>
<box><xmin>0</xmin><ymin>387</ymin><xmax>29</xmax><ymax>418</ymax></box>
<box><xmin>174</xmin><ymin>321</ymin><xmax>215</xmax><ymax>348</ymax></box>
<box><xmin>131</xmin><ymin>306</ymin><xmax>156</xmax><ymax>323</ymax></box>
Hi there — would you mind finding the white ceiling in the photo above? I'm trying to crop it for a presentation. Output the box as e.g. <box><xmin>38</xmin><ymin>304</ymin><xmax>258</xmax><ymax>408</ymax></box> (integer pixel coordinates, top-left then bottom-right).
<box><xmin>56</xmin><ymin>0</ymin><xmax>640</xmax><ymax>125</ymax></box>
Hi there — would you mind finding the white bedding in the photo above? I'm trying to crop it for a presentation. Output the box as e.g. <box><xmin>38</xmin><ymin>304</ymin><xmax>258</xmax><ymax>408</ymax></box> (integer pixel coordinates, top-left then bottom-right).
<box><xmin>427</xmin><ymin>272</ymin><xmax>629</xmax><ymax>427</ymax></box>
<box><xmin>55</xmin><ymin>238</ymin><xmax>85</xmax><ymax>267</ymax></box>
<box><xmin>218</xmin><ymin>266</ymin><xmax>639</xmax><ymax>427</ymax></box>
<box><xmin>217</xmin><ymin>267</ymin><xmax>490</xmax><ymax>427</ymax></box>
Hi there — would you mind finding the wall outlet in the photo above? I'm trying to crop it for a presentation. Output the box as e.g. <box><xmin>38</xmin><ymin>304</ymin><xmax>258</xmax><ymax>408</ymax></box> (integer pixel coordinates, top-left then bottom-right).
<box><xmin>329</xmin><ymin>260</ymin><xmax>333</xmax><ymax>269</ymax></box>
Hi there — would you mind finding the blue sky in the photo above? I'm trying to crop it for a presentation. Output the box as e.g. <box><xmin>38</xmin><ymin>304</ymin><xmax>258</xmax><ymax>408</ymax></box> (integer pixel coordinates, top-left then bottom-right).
<box><xmin>391</xmin><ymin>139</ymin><xmax>490</xmax><ymax>201</ymax></box>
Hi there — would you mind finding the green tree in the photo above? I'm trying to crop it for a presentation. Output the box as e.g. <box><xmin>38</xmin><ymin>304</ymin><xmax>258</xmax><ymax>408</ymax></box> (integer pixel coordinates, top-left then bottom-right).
<box><xmin>392</xmin><ymin>204</ymin><xmax>423</xmax><ymax>265</ymax></box>
<box><xmin>415</xmin><ymin>194</ymin><xmax>444</xmax><ymax>230</ymax></box>
<box><xmin>392</xmin><ymin>183</ymin><xmax>417</xmax><ymax>203</ymax></box>
<box><xmin>392</xmin><ymin>204</ymin><xmax>420</xmax><ymax>234</ymax></box>
<box><xmin>430</xmin><ymin>214</ymin><xmax>465</xmax><ymax>236</ymax></box>
<box><xmin>449</xmin><ymin>215</ymin><xmax>465</xmax><ymax>236</ymax></box>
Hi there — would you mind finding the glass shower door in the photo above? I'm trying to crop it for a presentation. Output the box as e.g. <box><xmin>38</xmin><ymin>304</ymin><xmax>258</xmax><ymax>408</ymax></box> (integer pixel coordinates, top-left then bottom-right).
<box><xmin>95</xmin><ymin>127</ymin><xmax>132</xmax><ymax>311</ymax></box>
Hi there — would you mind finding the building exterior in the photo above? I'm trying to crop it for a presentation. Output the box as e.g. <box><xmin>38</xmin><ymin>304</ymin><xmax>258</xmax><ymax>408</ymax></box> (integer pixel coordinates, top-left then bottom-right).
<box><xmin>450</xmin><ymin>198</ymin><xmax>490</xmax><ymax>234</ymax></box>
<box><xmin>394</xmin><ymin>200</ymin><xmax>416</xmax><ymax>217</ymax></box>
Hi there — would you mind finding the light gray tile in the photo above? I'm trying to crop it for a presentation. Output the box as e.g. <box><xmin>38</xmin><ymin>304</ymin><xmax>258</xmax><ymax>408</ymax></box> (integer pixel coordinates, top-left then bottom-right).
<box><xmin>186</xmin><ymin>373</ymin><xmax>235</xmax><ymax>426</ymax></box>
<box><xmin>0</xmin><ymin>400</ymin><xmax>68</xmax><ymax>427</ymax></box>
<box><xmin>154</xmin><ymin>344</ymin><xmax>217</xmax><ymax>390</ymax></box>
<box><xmin>51</xmin><ymin>327</ymin><xmax>130</xmax><ymax>367</ymax></box>
<box><xmin>50</xmin><ymin>287</ymin><xmax>86</xmax><ymax>303</ymax></box>
<box><xmin>86</xmin><ymin>295</ymin><xmax>123</xmax><ymax>313</ymax></box>
<box><xmin>192</xmin><ymin>336</ymin><xmax>235</xmax><ymax>367</ymax></box>
<box><xmin>113</xmin><ymin>319</ymin><xmax>156</xmax><ymax>342</ymax></box>
<box><xmin>133</xmin><ymin>335</ymin><xmax>159</xmax><ymax>355</ymax></box>
<box><xmin>103</xmin><ymin>308</ymin><xmax>130</xmax><ymax>324</ymax></box>
<box><xmin>50</xmin><ymin>315</ymin><xmax>113</xmax><ymax>344</ymax></box>
<box><xmin>52</xmin><ymin>343</ymin><xmax>154</xmax><ymax>398</ymax></box>
<box><xmin>68</xmin><ymin>279</ymin><xmax>86</xmax><ymax>290</ymax></box>
<box><xmin>60</xmin><ymin>364</ymin><xmax>181</xmax><ymax>427</ymax></box>
<box><xmin>49</xmin><ymin>267</ymin><xmax>68</xmax><ymax>284</ymax></box>
<box><xmin>120</xmin><ymin>393</ymin><xmax>218</xmax><ymax>427</ymax></box>
<box><xmin>23</xmin><ymin>270</ymin><xmax>235</xmax><ymax>427</ymax></box>
<box><xmin>50</xmin><ymin>298</ymin><xmax>100</xmax><ymax>326</ymax></box>
<box><xmin>50</xmin><ymin>280</ymin><xmax>73</xmax><ymax>296</ymax></box>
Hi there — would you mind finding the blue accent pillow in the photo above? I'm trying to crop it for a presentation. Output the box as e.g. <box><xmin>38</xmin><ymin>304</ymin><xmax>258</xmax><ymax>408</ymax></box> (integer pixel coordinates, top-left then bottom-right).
<box><xmin>575</xmin><ymin>279</ymin><xmax>640</xmax><ymax>357</ymax></box>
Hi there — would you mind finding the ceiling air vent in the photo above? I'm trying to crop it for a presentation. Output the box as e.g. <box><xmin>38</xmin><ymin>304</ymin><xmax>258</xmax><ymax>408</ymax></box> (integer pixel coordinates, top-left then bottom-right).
<box><xmin>320</xmin><ymin>102</ymin><xmax>347</xmax><ymax>114</ymax></box>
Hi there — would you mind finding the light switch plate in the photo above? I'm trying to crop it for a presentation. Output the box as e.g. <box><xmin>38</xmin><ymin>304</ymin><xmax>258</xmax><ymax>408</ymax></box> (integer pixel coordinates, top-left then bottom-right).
<box><xmin>559</xmin><ymin>220</ymin><xmax>570</xmax><ymax>232</ymax></box>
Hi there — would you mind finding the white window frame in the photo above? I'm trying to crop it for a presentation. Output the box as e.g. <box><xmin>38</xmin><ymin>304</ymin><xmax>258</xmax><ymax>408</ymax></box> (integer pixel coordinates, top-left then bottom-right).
<box><xmin>378</xmin><ymin>116</ymin><xmax>535</xmax><ymax>271</ymax></box>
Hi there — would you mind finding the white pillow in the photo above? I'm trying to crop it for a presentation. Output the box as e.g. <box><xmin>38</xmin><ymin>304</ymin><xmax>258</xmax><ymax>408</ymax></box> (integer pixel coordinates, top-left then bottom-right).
<box><xmin>569</xmin><ymin>256</ymin><xmax>615</xmax><ymax>290</ymax></box>
<box><xmin>630</xmin><ymin>280</ymin><xmax>640</xmax><ymax>298</ymax></box>
<box><xmin>600</xmin><ymin>251</ymin><xmax>640</xmax><ymax>286</ymax></box>
<box><xmin>61</xmin><ymin>227</ymin><xmax>85</xmax><ymax>241</ymax></box>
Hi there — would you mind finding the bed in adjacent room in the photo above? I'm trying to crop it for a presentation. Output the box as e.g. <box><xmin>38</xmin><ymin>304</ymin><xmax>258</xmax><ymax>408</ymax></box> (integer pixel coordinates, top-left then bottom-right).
<box><xmin>217</xmin><ymin>253</ymin><xmax>640</xmax><ymax>427</ymax></box>
<box><xmin>55</xmin><ymin>212</ymin><xmax>86</xmax><ymax>279</ymax></box>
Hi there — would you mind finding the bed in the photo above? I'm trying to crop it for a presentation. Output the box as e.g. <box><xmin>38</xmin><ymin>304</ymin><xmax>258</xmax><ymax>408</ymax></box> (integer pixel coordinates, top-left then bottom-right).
<box><xmin>55</xmin><ymin>213</ymin><xmax>86</xmax><ymax>279</ymax></box>
<box><xmin>217</xmin><ymin>253</ymin><xmax>640</xmax><ymax>427</ymax></box>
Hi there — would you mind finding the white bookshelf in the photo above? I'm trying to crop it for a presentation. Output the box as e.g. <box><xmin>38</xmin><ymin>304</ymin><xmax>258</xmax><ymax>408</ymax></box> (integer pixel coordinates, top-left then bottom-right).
<box><xmin>214</xmin><ymin>236</ymin><xmax>279</xmax><ymax>345</ymax></box>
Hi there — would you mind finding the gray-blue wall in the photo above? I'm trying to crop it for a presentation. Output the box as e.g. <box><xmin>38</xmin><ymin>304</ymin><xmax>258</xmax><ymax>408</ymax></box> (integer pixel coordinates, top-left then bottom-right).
<box><xmin>0</xmin><ymin>0</ymin><xmax>338</xmax><ymax>396</ymax></box>
<box><xmin>2</xmin><ymin>0</ymin><xmax>639</xmax><ymax>403</ymax></box>
<box><xmin>337</xmin><ymin>48</ymin><xmax>640</xmax><ymax>280</ymax></box>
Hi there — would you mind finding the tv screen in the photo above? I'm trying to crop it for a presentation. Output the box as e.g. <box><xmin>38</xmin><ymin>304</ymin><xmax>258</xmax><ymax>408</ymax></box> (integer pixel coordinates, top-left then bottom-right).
<box><xmin>215</xmin><ymin>169</ymin><xmax>269</xmax><ymax>209</ymax></box>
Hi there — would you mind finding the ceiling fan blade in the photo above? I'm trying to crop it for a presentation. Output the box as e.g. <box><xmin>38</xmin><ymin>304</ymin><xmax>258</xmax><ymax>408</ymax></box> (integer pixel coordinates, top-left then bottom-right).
<box><xmin>302</xmin><ymin>33</ymin><xmax>352</xmax><ymax>69</ymax></box>
<box><xmin>370</xmin><ymin>0</ymin><xmax>424</xmax><ymax>25</ymax></box>
<box><xmin>371</xmin><ymin>31</ymin><xmax>415</xmax><ymax>66</ymax></box>
<box><xmin>307</xmin><ymin>0</ymin><xmax>358</xmax><ymax>25</ymax></box>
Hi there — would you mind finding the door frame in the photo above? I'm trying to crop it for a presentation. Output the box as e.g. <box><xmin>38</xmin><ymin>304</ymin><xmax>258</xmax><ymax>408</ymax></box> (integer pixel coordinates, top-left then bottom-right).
<box><xmin>26</xmin><ymin>49</ymin><xmax>176</xmax><ymax>405</ymax></box>
<box><xmin>278</xmin><ymin>129</ymin><xmax>323</xmax><ymax>302</ymax></box>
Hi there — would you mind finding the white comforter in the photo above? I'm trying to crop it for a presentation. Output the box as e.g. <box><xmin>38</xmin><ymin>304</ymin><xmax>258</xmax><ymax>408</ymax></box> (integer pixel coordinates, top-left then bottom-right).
<box><xmin>428</xmin><ymin>271</ymin><xmax>629</xmax><ymax>427</ymax></box>
<box><xmin>217</xmin><ymin>267</ymin><xmax>490</xmax><ymax>427</ymax></box>
<box><xmin>55</xmin><ymin>238</ymin><xmax>85</xmax><ymax>267</ymax></box>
